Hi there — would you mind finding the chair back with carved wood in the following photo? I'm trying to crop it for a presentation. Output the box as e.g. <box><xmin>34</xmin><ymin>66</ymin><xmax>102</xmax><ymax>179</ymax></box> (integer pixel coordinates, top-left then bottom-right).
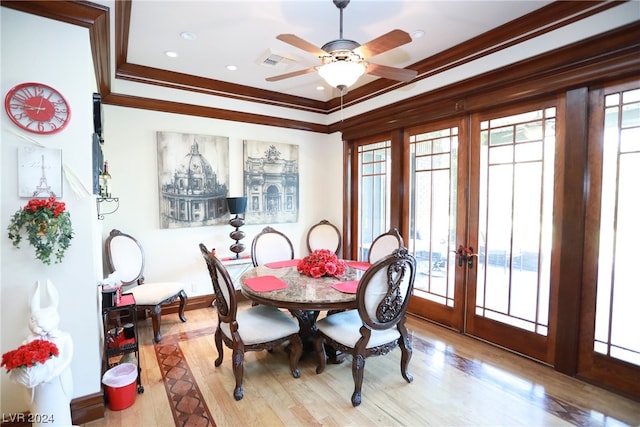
<box><xmin>199</xmin><ymin>243</ymin><xmax>303</xmax><ymax>401</ymax></box>
<box><xmin>199</xmin><ymin>243</ymin><xmax>237</xmax><ymax>325</ymax></box>
<box><xmin>314</xmin><ymin>247</ymin><xmax>416</xmax><ymax>406</ymax></box>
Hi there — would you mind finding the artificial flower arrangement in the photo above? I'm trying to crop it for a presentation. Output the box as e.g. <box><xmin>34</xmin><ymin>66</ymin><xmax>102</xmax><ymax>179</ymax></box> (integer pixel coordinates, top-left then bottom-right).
<box><xmin>7</xmin><ymin>197</ymin><xmax>74</xmax><ymax>265</ymax></box>
<box><xmin>1</xmin><ymin>339</ymin><xmax>59</xmax><ymax>373</ymax></box>
<box><xmin>297</xmin><ymin>249</ymin><xmax>346</xmax><ymax>278</ymax></box>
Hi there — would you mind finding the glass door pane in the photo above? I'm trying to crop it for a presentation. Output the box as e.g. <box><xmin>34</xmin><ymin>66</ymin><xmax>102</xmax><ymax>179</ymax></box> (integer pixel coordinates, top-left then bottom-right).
<box><xmin>357</xmin><ymin>140</ymin><xmax>391</xmax><ymax>261</ymax></box>
<box><xmin>408</xmin><ymin>127</ymin><xmax>458</xmax><ymax>308</ymax></box>
<box><xmin>471</xmin><ymin>106</ymin><xmax>556</xmax><ymax>341</ymax></box>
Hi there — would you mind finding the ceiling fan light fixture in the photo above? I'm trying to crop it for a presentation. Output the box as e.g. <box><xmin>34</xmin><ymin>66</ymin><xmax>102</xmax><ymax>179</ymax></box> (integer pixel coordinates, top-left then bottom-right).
<box><xmin>267</xmin><ymin>0</ymin><xmax>415</xmax><ymax>90</ymax></box>
<box><xmin>318</xmin><ymin>60</ymin><xmax>366</xmax><ymax>90</ymax></box>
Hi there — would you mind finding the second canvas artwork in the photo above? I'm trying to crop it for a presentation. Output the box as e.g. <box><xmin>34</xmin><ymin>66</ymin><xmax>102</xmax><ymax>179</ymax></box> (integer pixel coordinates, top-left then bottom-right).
<box><xmin>243</xmin><ymin>140</ymin><xmax>299</xmax><ymax>225</ymax></box>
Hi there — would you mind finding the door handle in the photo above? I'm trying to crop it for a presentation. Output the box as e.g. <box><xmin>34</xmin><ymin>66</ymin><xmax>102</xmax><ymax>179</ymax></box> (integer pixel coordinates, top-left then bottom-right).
<box><xmin>455</xmin><ymin>245</ymin><xmax>478</xmax><ymax>269</ymax></box>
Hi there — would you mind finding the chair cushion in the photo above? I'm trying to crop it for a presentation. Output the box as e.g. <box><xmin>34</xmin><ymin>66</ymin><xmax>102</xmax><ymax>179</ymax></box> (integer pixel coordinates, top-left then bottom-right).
<box><xmin>127</xmin><ymin>282</ymin><xmax>184</xmax><ymax>306</ymax></box>
<box><xmin>220</xmin><ymin>305</ymin><xmax>299</xmax><ymax>345</ymax></box>
<box><xmin>316</xmin><ymin>310</ymin><xmax>401</xmax><ymax>348</ymax></box>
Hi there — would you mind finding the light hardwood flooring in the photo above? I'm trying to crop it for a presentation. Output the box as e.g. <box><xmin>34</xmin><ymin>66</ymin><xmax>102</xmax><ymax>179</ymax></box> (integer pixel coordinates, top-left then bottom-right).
<box><xmin>84</xmin><ymin>304</ymin><xmax>640</xmax><ymax>427</ymax></box>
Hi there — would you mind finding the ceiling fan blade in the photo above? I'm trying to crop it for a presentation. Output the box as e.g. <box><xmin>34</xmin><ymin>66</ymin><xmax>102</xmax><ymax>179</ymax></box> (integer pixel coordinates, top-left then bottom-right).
<box><xmin>276</xmin><ymin>34</ymin><xmax>327</xmax><ymax>57</ymax></box>
<box><xmin>354</xmin><ymin>29</ymin><xmax>412</xmax><ymax>59</ymax></box>
<box><xmin>265</xmin><ymin>67</ymin><xmax>318</xmax><ymax>82</ymax></box>
<box><xmin>366</xmin><ymin>63</ymin><xmax>417</xmax><ymax>82</ymax></box>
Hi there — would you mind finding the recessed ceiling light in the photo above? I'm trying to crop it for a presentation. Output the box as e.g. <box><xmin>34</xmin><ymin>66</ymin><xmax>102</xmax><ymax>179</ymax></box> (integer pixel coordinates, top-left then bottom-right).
<box><xmin>412</xmin><ymin>30</ymin><xmax>425</xmax><ymax>39</ymax></box>
<box><xmin>316</xmin><ymin>86</ymin><xmax>325</xmax><ymax>91</ymax></box>
<box><xmin>226</xmin><ymin>65</ymin><xmax>238</xmax><ymax>71</ymax></box>
<box><xmin>180</xmin><ymin>31</ymin><xmax>197</xmax><ymax>40</ymax></box>
<box><xmin>165</xmin><ymin>51</ymin><xmax>178</xmax><ymax>58</ymax></box>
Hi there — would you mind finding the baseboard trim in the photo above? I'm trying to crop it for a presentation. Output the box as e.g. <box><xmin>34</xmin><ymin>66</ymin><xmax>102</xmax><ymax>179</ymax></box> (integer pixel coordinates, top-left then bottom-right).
<box><xmin>163</xmin><ymin>293</ymin><xmax>215</xmax><ymax>314</ymax></box>
<box><xmin>71</xmin><ymin>392</ymin><xmax>104</xmax><ymax>425</ymax></box>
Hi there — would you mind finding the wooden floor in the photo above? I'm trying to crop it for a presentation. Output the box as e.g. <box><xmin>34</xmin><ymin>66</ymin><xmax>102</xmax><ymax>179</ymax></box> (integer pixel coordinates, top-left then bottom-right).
<box><xmin>84</xmin><ymin>303</ymin><xmax>640</xmax><ymax>427</ymax></box>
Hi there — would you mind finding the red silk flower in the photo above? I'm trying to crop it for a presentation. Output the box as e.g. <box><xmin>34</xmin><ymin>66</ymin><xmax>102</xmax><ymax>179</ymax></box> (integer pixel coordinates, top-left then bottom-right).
<box><xmin>1</xmin><ymin>339</ymin><xmax>59</xmax><ymax>372</ymax></box>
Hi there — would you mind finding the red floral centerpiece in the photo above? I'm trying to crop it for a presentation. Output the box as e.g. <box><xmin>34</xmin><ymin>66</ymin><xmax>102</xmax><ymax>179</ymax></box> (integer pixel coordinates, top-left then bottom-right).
<box><xmin>7</xmin><ymin>197</ymin><xmax>73</xmax><ymax>265</ymax></box>
<box><xmin>297</xmin><ymin>249</ymin><xmax>346</xmax><ymax>278</ymax></box>
<box><xmin>1</xmin><ymin>339</ymin><xmax>59</xmax><ymax>373</ymax></box>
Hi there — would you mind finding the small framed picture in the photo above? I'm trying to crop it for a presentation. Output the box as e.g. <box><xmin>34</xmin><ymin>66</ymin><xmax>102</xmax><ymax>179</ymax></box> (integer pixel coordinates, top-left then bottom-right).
<box><xmin>18</xmin><ymin>146</ymin><xmax>63</xmax><ymax>198</ymax></box>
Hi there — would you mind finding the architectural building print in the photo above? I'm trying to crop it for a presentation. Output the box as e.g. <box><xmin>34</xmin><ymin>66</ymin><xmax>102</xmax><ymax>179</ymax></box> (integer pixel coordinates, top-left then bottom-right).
<box><xmin>157</xmin><ymin>132</ymin><xmax>229</xmax><ymax>229</ymax></box>
<box><xmin>243</xmin><ymin>141</ymin><xmax>299</xmax><ymax>225</ymax></box>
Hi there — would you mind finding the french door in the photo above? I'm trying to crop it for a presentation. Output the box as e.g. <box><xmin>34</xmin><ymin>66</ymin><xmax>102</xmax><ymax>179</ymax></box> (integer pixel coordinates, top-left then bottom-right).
<box><xmin>407</xmin><ymin>102</ymin><xmax>558</xmax><ymax>363</ymax></box>
<box><xmin>405</xmin><ymin>119</ymin><xmax>467</xmax><ymax>331</ymax></box>
<box><xmin>465</xmin><ymin>103</ymin><xmax>557</xmax><ymax>363</ymax></box>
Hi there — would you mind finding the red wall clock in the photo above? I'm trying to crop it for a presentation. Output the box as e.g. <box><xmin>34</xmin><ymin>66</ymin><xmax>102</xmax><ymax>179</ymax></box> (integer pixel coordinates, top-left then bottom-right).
<box><xmin>4</xmin><ymin>82</ymin><xmax>71</xmax><ymax>134</ymax></box>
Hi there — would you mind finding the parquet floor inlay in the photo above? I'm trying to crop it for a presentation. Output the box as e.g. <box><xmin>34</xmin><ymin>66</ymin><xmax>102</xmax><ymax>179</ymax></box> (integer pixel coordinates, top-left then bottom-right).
<box><xmin>154</xmin><ymin>331</ymin><xmax>216</xmax><ymax>427</ymax></box>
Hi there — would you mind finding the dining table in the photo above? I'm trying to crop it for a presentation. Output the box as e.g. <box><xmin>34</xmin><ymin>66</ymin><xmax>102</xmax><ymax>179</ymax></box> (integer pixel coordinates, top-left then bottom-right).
<box><xmin>239</xmin><ymin>259</ymin><xmax>371</xmax><ymax>359</ymax></box>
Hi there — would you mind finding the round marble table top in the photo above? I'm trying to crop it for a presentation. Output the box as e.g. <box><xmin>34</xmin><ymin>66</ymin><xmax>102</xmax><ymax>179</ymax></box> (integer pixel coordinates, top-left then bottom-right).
<box><xmin>239</xmin><ymin>264</ymin><xmax>364</xmax><ymax>310</ymax></box>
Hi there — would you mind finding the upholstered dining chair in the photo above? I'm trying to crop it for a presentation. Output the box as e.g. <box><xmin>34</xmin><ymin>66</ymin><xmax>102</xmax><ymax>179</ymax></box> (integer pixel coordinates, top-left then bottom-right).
<box><xmin>250</xmin><ymin>226</ymin><xmax>295</xmax><ymax>267</ymax></box>
<box><xmin>105</xmin><ymin>229</ymin><xmax>187</xmax><ymax>343</ymax></box>
<box><xmin>367</xmin><ymin>227</ymin><xmax>404</xmax><ymax>264</ymax></box>
<box><xmin>314</xmin><ymin>247</ymin><xmax>416</xmax><ymax>407</ymax></box>
<box><xmin>199</xmin><ymin>243</ymin><xmax>303</xmax><ymax>400</ymax></box>
<box><xmin>306</xmin><ymin>219</ymin><xmax>342</xmax><ymax>255</ymax></box>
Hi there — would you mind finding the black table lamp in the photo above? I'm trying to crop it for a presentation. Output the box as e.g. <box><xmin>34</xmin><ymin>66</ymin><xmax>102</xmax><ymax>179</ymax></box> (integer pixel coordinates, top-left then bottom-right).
<box><xmin>227</xmin><ymin>197</ymin><xmax>247</xmax><ymax>259</ymax></box>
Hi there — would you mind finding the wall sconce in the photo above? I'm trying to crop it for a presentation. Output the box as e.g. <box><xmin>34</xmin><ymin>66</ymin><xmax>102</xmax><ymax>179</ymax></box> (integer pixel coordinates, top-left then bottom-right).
<box><xmin>226</xmin><ymin>197</ymin><xmax>247</xmax><ymax>259</ymax></box>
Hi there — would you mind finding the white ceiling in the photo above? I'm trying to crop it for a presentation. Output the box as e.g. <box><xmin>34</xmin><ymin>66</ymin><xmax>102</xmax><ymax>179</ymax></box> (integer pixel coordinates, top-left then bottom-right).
<box><xmin>122</xmin><ymin>0</ymin><xmax>553</xmax><ymax>102</ymax></box>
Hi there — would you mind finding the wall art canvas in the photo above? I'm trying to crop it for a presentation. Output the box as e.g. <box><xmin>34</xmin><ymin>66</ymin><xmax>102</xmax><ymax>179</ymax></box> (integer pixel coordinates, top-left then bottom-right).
<box><xmin>243</xmin><ymin>140</ymin><xmax>299</xmax><ymax>225</ymax></box>
<box><xmin>157</xmin><ymin>131</ymin><xmax>230</xmax><ymax>229</ymax></box>
<box><xmin>18</xmin><ymin>146</ymin><xmax>63</xmax><ymax>198</ymax></box>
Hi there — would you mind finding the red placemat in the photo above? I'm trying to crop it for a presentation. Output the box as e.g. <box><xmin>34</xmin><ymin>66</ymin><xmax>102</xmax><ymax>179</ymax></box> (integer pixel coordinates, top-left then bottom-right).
<box><xmin>243</xmin><ymin>275</ymin><xmax>288</xmax><ymax>292</ymax></box>
<box><xmin>345</xmin><ymin>261</ymin><xmax>371</xmax><ymax>271</ymax></box>
<box><xmin>331</xmin><ymin>280</ymin><xmax>359</xmax><ymax>294</ymax></box>
<box><xmin>118</xmin><ymin>293</ymin><xmax>136</xmax><ymax>306</ymax></box>
<box><xmin>264</xmin><ymin>259</ymin><xmax>300</xmax><ymax>268</ymax></box>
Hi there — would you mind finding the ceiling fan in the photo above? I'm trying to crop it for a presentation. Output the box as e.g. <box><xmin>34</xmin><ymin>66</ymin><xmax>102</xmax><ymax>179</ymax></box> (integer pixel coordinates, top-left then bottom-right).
<box><xmin>266</xmin><ymin>0</ymin><xmax>418</xmax><ymax>93</ymax></box>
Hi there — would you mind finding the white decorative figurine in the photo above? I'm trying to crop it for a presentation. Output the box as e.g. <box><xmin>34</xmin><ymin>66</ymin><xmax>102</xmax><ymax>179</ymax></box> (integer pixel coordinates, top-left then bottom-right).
<box><xmin>9</xmin><ymin>280</ymin><xmax>74</xmax><ymax>426</ymax></box>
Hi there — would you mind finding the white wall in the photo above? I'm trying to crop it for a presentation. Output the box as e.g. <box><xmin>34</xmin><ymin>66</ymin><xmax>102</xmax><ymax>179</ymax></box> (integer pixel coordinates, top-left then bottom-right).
<box><xmin>1</xmin><ymin>4</ymin><xmax>343</xmax><ymax>417</ymax></box>
<box><xmin>1</xmin><ymin>9</ymin><xmax>103</xmax><ymax>413</ymax></box>
<box><xmin>100</xmin><ymin>106</ymin><xmax>343</xmax><ymax>296</ymax></box>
